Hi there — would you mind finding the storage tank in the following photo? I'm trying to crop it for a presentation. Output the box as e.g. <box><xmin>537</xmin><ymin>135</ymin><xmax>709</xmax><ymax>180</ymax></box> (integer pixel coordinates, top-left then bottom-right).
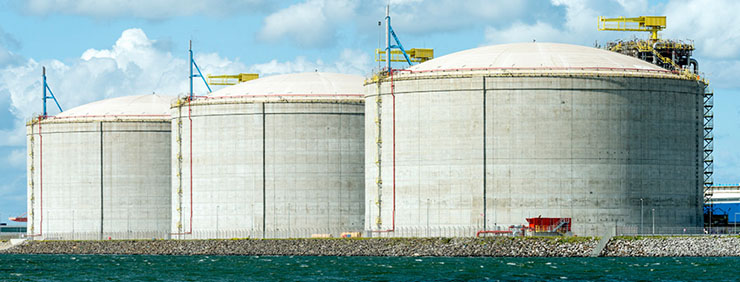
<box><xmin>365</xmin><ymin>43</ymin><xmax>705</xmax><ymax>237</ymax></box>
<box><xmin>26</xmin><ymin>94</ymin><xmax>173</xmax><ymax>240</ymax></box>
<box><xmin>172</xmin><ymin>72</ymin><xmax>364</xmax><ymax>239</ymax></box>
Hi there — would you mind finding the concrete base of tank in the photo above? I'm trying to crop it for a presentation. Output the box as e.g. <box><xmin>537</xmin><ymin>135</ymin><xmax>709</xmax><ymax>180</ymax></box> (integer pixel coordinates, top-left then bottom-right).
<box><xmin>365</xmin><ymin>75</ymin><xmax>704</xmax><ymax>237</ymax></box>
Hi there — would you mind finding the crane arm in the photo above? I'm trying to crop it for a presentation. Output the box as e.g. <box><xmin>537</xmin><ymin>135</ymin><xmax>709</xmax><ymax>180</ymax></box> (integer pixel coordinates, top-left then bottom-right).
<box><xmin>598</xmin><ymin>16</ymin><xmax>666</xmax><ymax>41</ymax></box>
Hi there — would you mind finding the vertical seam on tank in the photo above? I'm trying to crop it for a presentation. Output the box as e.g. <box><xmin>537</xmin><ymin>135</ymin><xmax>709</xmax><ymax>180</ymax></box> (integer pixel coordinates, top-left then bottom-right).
<box><xmin>417</xmin><ymin>83</ymin><xmax>421</xmax><ymax>231</ymax></box>
<box><xmin>100</xmin><ymin>121</ymin><xmax>104</xmax><ymax>238</ymax></box>
<box><xmin>339</xmin><ymin>104</ymin><xmax>343</xmax><ymax>230</ymax></box>
<box><xmin>178</xmin><ymin>105</ymin><xmax>182</xmax><ymax>236</ymax></box>
<box><xmin>483</xmin><ymin>77</ymin><xmax>487</xmax><ymax>231</ymax></box>
<box><xmin>38</xmin><ymin>118</ymin><xmax>44</xmax><ymax>236</ymax></box>
<box><xmin>262</xmin><ymin>102</ymin><xmax>266</xmax><ymax>239</ymax></box>
<box><xmin>492</xmin><ymin>77</ymin><xmax>497</xmax><ymax>227</ymax></box>
<box><xmin>570</xmin><ymin>81</ymin><xmax>574</xmax><ymax>224</ymax></box>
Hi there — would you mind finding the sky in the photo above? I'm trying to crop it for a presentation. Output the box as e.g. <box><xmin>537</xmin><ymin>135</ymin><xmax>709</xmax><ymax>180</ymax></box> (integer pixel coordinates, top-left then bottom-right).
<box><xmin>0</xmin><ymin>0</ymin><xmax>739</xmax><ymax>223</ymax></box>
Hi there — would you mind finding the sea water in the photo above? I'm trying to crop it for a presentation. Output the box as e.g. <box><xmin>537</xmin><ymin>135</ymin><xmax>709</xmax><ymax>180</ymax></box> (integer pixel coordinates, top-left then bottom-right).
<box><xmin>1</xmin><ymin>254</ymin><xmax>738</xmax><ymax>281</ymax></box>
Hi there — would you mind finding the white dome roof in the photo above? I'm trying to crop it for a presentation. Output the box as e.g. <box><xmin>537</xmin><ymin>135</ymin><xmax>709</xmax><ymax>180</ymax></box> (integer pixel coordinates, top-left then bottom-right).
<box><xmin>408</xmin><ymin>42</ymin><xmax>670</xmax><ymax>74</ymax></box>
<box><xmin>209</xmin><ymin>72</ymin><xmax>364</xmax><ymax>97</ymax></box>
<box><xmin>55</xmin><ymin>94</ymin><xmax>173</xmax><ymax>119</ymax></box>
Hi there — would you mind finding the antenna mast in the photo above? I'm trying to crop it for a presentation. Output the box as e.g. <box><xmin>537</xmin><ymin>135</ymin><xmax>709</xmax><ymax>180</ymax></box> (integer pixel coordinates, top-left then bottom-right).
<box><xmin>42</xmin><ymin>66</ymin><xmax>63</xmax><ymax>117</ymax></box>
<box><xmin>189</xmin><ymin>40</ymin><xmax>212</xmax><ymax>99</ymax></box>
<box><xmin>376</xmin><ymin>5</ymin><xmax>433</xmax><ymax>70</ymax></box>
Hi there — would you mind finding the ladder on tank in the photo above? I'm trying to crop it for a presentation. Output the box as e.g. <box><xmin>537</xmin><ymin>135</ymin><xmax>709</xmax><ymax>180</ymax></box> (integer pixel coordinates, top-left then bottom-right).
<box><xmin>703</xmin><ymin>89</ymin><xmax>714</xmax><ymax>213</ymax></box>
<box><xmin>374</xmin><ymin>80</ymin><xmax>384</xmax><ymax>228</ymax></box>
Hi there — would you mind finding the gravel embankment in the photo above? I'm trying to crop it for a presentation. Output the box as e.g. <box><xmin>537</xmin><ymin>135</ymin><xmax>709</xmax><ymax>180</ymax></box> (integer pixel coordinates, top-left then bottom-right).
<box><xmin>602</xmin><ymin>236</ymin><xmax>740</xmax><ymax>257</ymax></box>
<box><xmin>0</xmin><ymin>237</ymin><xmax>597</xmax><ymax>257</ymax></box>
<box><xmin>0</xmin><ymin>240</ymin><xmax>10</xmax><ymax>251</ymax></box>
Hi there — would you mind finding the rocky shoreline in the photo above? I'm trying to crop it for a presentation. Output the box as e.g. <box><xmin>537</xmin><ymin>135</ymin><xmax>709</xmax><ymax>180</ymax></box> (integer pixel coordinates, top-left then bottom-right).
<box><xmin>601</xmin><ymin>236</ymin><xmax>740</xmax><ymax>257</ymax></box>
<box><xmin>2</xmin><ymin>236</ymin><xmax>738</xmax><ymax>257</ymax></box>
<box><xmin>1</xmin><ymin>237</ymin><xmax>595</xmax><ymax>257</ymax></box>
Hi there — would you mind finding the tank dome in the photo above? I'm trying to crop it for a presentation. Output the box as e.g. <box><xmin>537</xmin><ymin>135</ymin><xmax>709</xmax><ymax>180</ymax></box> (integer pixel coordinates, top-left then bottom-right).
<box><xmin>408</xmin><ymin>42</ymin><xmax>672</xmax><ymax>76</ymax></box>
<box><xmin>55</xmin><ymin>94</ymin><xmax>173</xmax><ymax>119</ymax></box>
<box><xmin>209</xmin><ymin>72</ymin><xmax>364</xmax><ymax>97</ymax></box>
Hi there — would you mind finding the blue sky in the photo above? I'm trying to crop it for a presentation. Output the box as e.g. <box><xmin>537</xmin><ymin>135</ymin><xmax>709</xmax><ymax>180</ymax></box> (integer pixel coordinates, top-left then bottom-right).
<box><xmin>0</xmin><ymin>0</ymin><xmax>738</xmax><ymax>223</ymax></box>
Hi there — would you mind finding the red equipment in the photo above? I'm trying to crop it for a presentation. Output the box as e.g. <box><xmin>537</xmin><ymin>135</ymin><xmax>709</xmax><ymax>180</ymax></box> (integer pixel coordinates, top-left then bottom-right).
<box><xmin>9</xmin><ymin>213</ymin><xmax>27</xmax><ymax>222</ymax></box>
<box><xmin>526</xmin><ymin>217</ymin><xmax>571</xmax><ymax>233</ymax></box>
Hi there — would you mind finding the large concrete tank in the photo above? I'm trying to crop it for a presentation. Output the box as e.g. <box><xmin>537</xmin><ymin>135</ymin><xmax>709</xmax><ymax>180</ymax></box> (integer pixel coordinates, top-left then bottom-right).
<box><xmin>172</xmin><ymin>72</ymin><xmax>364</xmax><ymax>239</ymax></box>
<box><xmin>26</xmin><ymin>94</ymin><xmax>173</xmax><ymax>240</ymax></box>
<box><xmin>365</xmin><ymin>43</ymin><xmax>705</xmax><ymax>237</ymax></box>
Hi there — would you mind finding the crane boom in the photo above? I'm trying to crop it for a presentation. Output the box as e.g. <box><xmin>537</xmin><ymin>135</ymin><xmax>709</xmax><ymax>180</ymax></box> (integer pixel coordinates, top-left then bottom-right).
<box><xmin>207</xmin><ymin>73</ymin><xmax>259</xmax><ymax>86</ymax></box>
<box><xmin>598</xmin><ymin>16</ymin><xmax>666</xmax><ymax>41</ymax></box>
<box><xmin>375</xmin><ymin>48</ymin><xmax>434</xmax><ymax>63</ymax></box>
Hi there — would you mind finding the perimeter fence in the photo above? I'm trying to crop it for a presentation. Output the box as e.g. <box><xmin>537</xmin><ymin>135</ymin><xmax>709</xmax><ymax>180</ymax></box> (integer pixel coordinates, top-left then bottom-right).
<box><xmin>20</xmin><ymin>225</ymin><xmax>740</xmax><ymax>240</ymax></box>
<box><xmin>615</xmin><ymin>225</ymin><xmax>740</xmax><ymax>236</ymax></box>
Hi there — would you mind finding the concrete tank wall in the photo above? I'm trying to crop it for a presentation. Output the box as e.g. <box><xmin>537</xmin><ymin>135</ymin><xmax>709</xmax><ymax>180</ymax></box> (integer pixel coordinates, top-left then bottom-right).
<box><xmin>26</xmin><ymin>120</ymin><xmax>171</xmax><ymax>239</ymax></box>
<box><xmin>171</xmin><ymin>97</ymin><xmax>364</xmax><ymax>238</ymax></box>
<box><xmin>365</xmin><ymin>75</ymin><xmax>704</xmax><ymax>237</ymax></box>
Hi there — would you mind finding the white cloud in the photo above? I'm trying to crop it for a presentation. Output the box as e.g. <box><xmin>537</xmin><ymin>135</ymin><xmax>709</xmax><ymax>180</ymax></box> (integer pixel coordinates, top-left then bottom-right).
<box><xmin>0</xmin><ymin>28</ymin><xmax>249</xmax><ymax>142</ymax></box>
<box><xmin>663</xmin><ymin>0</ymin><xmax>740</xmax><ymax>89</ymax></box>
<box><xmin>249</xmin><ymin>48</ymin><xmax>371</xmax><ymax>76</ymax></box>
<box><xmin>257</xmin><ymin>0</ymin><xmax>556</xmax><ymax>47</ymax></box>
<box><xmin>480</xmin><ymin>0</ymin><xmax>740</xmax><ymax>88</ymax></box>
<box><xmin>484</xmin><ymin>0</ymin><xmax>605</xmax><ymax>46</ymax></box>
<box><xmin>614</xmin><ymin>0</ymin><xmax>649</xmax><ymax>15</ymax></box>
<box><xmin>664</xmin><ymin>0</ymin><xmax>740</xmax><ymax>59</ymax></box>
<box><xmin>0</xmin><ymin>45</ymin><xmax>23</xmax><ymax>67</ymax></box>
<box><xmin>0</xmin><ymin>27</ymin><xmax>23</xmax><ymax>67</ymax></box>
<box><xmin>19</xmin><ymin>0</ymin><xmax>270</xmax><ymax>20</ymax></box>
<box><xmin>0</xmin><ymin>28</ymin><xmax>370</xmax><ymax>147</ymax></box>
<box><xmin>383</xmin><ymin>0</ymin><xmax>539</xmax><ymax>34</ymax></box>
<box><xmin>0</xmin><ymin>26</ymin><xmax>21</xmax><ymax>50</ymax></box>
<box><xmin>484</xmin><ymin>21</ymin><xmax>564</xmax><ymax>45</ymax></box>
<box><xmin>258</xmin><ymin>0</ymin><xmax>358</xmax><ymax>47</ymax></box>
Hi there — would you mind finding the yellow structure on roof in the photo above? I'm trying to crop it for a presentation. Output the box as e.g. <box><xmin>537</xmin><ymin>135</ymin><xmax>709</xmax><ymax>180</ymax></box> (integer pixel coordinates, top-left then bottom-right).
<box><xmin>207</xmin><ymin>73</ymin><xmax>259</xmax><ymax>86</ymax></box>
<box><xmin>598</xmin><ymin>16</ymin><xmax>666</xmax><ymax>41</ymax></box>
<box><xmin>375</xmin><ymin>48</ymin><xmax>434</xmax><ymax>63</ymax></box>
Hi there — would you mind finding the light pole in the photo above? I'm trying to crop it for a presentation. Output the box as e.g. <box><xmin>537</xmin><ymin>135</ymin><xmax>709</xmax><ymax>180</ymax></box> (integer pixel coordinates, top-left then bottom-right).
<box><xmin>640</xmin><ymin>198</ymin><xmax>644</xmax><ymax>234</ymax></box>
<box><xmin>652</xmin><ymin>208</ymin><xmax>655</xmax><ymax>235</ymax></box>
<box><xmin>216</xmin><ymin>205</ymin><xmax>220</xmax><ymax>238</ymax></box>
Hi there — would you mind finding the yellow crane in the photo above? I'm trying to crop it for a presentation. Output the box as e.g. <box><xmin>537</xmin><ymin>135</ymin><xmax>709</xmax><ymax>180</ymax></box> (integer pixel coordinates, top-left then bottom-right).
<box><xmin>207</xmin><ymin>73</ymin><xmax>259</xmax><ymax>86</ymax></box>
<box><xmin>598</xmin><ymin>15</ymin><xmax>713</xmax><ymax>212</ymax></box>
<box><xmin>597</xmin><ymin>15</ymin><xmax>697</xmax><ymax>80</ymax></box>
<box><xmin>597</xmin><ymin>16</ymin><xmax>666</xmax><ymax>41</ymax></box>
<box><xmin>375</xmin><ymin>48</ymin><xmax>434</xmax><ymax>63</ymax></box>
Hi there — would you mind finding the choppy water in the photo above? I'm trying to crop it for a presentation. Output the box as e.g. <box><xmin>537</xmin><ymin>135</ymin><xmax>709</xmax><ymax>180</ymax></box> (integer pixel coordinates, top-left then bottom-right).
<box><xmin>1</xmin><ymin>254</ymin><xmax>738</xmax><ymax>281</ymax></box>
